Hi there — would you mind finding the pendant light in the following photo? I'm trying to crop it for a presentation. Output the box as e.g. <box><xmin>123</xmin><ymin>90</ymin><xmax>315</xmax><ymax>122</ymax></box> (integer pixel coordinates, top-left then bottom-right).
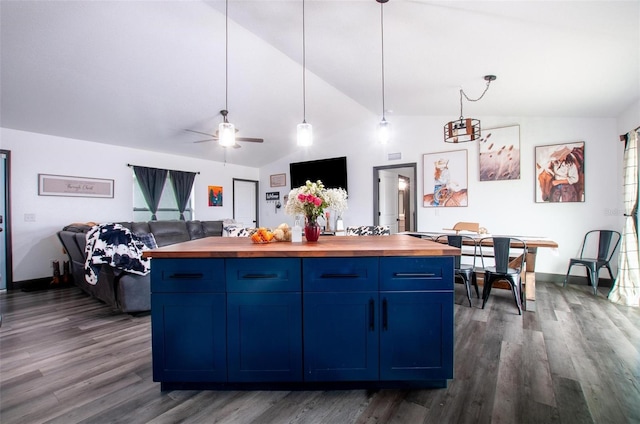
<box><xmin>218</xmin><ymin>0</ymin><xmax>235</xmax><ymax>148</ymax></box>
<box><xmin>297</xmin><ymin>0</ymin><xmax>312</xmax><ymax>146</ymax></box>
<box><xmin>444</xmin><ymin>75</ymin><xmax>496</xmax><ymax>143</ymax></box>
<box><xmin>377</xmin><ymin>0</ymin><xmax>390</xmax><ymax>144</ymax></box>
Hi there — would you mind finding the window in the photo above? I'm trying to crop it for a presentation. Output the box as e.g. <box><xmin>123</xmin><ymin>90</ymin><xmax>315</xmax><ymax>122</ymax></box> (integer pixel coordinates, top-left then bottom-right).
<box><xmin>133</xmin><ymin>174</ymin><xmax>194</xmax><ymax>221</ymax></box>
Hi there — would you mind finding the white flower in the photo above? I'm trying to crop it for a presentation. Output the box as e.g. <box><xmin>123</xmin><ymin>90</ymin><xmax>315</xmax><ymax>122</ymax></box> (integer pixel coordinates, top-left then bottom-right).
<box><xmin>285</xmin><ymin>180</ymin><xmax>348</xmax><ymax>220</ymax></box>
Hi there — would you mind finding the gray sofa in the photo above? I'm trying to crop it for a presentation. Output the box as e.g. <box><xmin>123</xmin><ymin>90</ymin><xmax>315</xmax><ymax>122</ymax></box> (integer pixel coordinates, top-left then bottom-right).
<box><xmin>57</xmin><ymin>220</ymin><xmax>224</xmax><ymax>313</ymax></box>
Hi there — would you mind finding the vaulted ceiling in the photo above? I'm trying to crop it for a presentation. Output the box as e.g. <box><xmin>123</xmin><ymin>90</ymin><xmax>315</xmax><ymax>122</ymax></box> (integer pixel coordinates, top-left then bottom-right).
<box><xmin>1</xmin><ymin>1</ymin><xmax>638</xmax><ymax>168</ymax></box>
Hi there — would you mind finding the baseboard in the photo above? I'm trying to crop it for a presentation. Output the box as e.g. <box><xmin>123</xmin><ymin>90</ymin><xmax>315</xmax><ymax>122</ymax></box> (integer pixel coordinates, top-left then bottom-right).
<box><xmin>17</xmin><ymin>277</ymin><xmax>75</xmax><ymax>292</ymax></box>
<box><xmin>535</xmin><ymin>272</ymin><xmax>614</xmax><ymax>288</ymax></box>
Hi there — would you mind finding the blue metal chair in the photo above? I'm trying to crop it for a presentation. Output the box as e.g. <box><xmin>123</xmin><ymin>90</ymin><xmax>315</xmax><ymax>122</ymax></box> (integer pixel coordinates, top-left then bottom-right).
<box><xmin>563</xmin><ymin>230</ymin><xmax>621</xmax><ymax>295</ymax></box>
<box><xmin>479</xmin><ymin>237</ymin><xmax>527</xmax><ymax>315</ymax></box>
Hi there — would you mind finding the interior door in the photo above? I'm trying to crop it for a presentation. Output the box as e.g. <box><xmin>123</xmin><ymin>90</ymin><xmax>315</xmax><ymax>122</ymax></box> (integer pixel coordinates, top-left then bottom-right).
<box><xmin>0</xmin><ymin>152</ymin><xmax>7</xmax><ymax>290</ymax></box>
<box><xmin>233</xmin><ymin>179</ymin><xmax>258</xmax><ymax>228</ymax></box>
<box><xmin>378</xmin><ymin>170</ymin><xmax>399</xmax><ymax>234</ymax></box>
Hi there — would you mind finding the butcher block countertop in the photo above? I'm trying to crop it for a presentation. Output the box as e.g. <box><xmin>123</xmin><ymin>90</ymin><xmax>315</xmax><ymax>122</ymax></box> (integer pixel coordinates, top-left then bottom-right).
<box><xmin>143</xmin><ymin>234</ymin><xmax>460</xmax><ymax>259</ymax></box>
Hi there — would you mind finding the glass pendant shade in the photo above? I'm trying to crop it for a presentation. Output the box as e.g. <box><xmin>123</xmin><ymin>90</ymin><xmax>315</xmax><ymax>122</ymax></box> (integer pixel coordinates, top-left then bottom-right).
<box><xmin>377</xmin><ymin>118</ymin><xmax>391</xmax><ymax>144</ymax></box>
<box><xmin>297</xmin><ymin>121</ymin><xmax>313</xmax><ymax>146</ymax></box>
<box><xmin>218</xmin><ymin>122</ymin><xmax>236</xmax><ymax>147</ymax></box>
<box><xmin>444</xmin><ymin>118</ymin><xmax>480</xmax><ymax>143</ymax></box>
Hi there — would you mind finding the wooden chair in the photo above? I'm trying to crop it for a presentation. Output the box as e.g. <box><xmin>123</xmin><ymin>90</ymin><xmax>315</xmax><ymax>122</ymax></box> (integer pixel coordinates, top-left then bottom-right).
<box><xmin>443</xmin><ymin>222</ymin><xmax>480</xmax><ymax>234</ymax></box>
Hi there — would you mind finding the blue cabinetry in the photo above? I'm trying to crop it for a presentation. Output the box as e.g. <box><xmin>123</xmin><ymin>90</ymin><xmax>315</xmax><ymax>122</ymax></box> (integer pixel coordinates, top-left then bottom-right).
<box><xmin>151</xmin><ymin>259</ymin><xmax>227</xmax><ymax>382</ymax></box>
<box><xmin>151</xmin><ymin>255</ymin><xmax>454</xmax><ymax>387</ymax></box>
<box><xmin>226</xmin><ymin>258</ymin><xmax>302</xmax><ymax>382</ymax></box>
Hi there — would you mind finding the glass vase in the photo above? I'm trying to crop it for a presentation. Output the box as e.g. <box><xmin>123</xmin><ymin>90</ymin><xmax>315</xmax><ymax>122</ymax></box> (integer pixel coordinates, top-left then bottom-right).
<box><xmin>304</xmin><ymin>217</ymin><xmax>321</xmax><ymax>242</ymax></box>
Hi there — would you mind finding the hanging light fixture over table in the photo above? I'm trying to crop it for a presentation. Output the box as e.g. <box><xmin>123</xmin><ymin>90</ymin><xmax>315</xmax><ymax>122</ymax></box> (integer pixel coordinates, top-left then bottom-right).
<box><xmin>297</xmin><ymin>0</ymin><xmax>312</xmax><ymax>146</ymax></box>
<box><xmin>218</xmin><ymin>0</ymin><xmax>236</xmax><ymax>148</ymax></box>
<box><xmin>376</xmin><ymin>0</ymin><xmax>390</xmax><ymax>144</ymax></box>
<box><xmin>444</xmin><ymin>75</ymin><xmax>496</xmax><ymax>143</ymax></box>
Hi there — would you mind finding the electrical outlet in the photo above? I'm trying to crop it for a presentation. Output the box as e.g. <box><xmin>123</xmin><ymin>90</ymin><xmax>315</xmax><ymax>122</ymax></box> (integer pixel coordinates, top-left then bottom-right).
<box><xmin>24</xmin><ymin>213</ymin><xmax>36</xmax><ymax>222</ymax></box>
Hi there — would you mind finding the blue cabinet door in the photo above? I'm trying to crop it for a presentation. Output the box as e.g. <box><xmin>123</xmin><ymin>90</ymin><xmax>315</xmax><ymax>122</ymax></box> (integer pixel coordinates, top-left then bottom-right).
<box><xmin>227</xmin><ymin>292</ymin><xmax>302</xmax><ymax>382</ymax></box>
<box><xmin>303</xmin><ymin>292</ymin><xmax>379</xmax><ymax>381</ymax></box>
<box><xmin>151</xmin><ymin>293</ymin><xmax>227</xmax><ymax>382</ymax></box>
<box><xmin>379</xmin><ymin>291</ymin><xmax>454</xmax><ymax>381</ymax></box>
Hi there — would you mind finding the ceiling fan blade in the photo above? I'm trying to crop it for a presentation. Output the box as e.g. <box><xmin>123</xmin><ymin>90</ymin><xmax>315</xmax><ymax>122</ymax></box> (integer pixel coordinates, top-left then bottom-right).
<box><xmin>192</xmin><ymin>139</ymin><xmax>215</xmax><ymax>143</ymax></box>
<box><xmin>185</xmin><ymin>129</ymin><xmax>218</xmax><ymax>138</ymax></box>
<box><xmin>237</xmin><ymin>137</ymin><xmax>264</xmax><ymax>143</ymax></box>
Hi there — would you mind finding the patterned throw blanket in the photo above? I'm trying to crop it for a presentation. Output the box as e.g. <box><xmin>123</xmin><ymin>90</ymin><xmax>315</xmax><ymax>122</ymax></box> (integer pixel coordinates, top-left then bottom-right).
<box><xmin>84</xmin><ymin>223</ymin><xmax>151</xmax><ymax>285</ymax></box>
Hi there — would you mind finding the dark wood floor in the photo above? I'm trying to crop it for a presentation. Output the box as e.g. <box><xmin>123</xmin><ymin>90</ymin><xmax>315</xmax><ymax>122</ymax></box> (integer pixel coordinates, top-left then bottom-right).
<box><xmin>1</xmin><ymin>279</ymin><xmax>639</xmax><ymax>424</ymax></box>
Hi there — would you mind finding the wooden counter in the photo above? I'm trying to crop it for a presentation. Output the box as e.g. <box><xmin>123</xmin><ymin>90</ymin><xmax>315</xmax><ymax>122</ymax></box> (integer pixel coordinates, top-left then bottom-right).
<box><xmin>143</xmin><ymin>234</ymin><xmax>460</xmax><ymax>259</ymax></box>
<box><xmin>146</xmin><ymin>234</ymin><xmax>457</xmax><ymax>390</ymax></box>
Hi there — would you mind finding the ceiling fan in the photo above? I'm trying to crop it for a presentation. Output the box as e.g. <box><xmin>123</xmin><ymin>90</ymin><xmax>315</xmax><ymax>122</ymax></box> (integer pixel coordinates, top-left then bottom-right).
<box><xmin>186</xmin><ymin>110</ymin><xmax>264</xmax><ymax>148</ymax></box>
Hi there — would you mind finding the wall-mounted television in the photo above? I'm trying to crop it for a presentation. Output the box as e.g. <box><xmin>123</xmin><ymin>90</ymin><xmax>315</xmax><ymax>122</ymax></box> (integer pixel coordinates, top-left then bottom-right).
<box><xmin>289</xmin><ymin>156</ymin><xmax>348</xmax><ymax>191</ymax></box>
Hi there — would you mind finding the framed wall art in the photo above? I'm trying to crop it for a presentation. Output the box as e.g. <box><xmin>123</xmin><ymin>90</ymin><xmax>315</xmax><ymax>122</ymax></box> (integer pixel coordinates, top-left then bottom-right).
<box><xmin>423</xmin><ymin>149</ymin><xmax>468</xmax><ymax>207</ymax></box>
<box><xmin>208</xmin><ymin>185</ymin><xmax>223</xmax><ymax>206</ymax></box>
<box><xmin>270</xmin><ymin>173</ymin><xmax>286</xmax><ymax>187</ymax></box>
<box><xmin>535</xmin><ymin>141</ymin><xmax>585</xmax><ymax>203</ymax></box>
<box><xmin>478</xmin><ymin>124</ymin><xmax>520</xmax><ymax>181</ymax></box>
<box><xmin>38</xmin><ymin>174</ymin><xmax>114</xmax><ymax>198</ymax></box>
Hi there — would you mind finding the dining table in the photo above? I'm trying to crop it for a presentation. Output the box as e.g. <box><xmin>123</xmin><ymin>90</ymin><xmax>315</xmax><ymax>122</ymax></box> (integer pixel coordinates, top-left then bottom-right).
<box><xmin>400</xmin><ymin>232</ymin><xmax>559</xmax><ymax>312</ymax></box>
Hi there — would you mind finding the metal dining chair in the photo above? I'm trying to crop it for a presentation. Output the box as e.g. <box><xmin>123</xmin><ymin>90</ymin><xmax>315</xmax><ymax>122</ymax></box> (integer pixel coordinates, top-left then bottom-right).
<box><xmin>478</xmin><ymin>237</ymin><xmax>527</xmax><ymax>315</ymax></box>
<box><xmin>436</xmin><ymin>234</ymin><xmax>480</xmax><ymax>307</ymax></box>
<box><xmin>563</xmin><ymin>229</ymin><xmax>621</xmax><ymax>295</ymax></box>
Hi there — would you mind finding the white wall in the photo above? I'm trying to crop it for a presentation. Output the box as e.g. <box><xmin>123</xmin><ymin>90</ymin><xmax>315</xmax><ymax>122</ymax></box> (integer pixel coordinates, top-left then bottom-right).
<box><xmin>259</xmin><ymin>115</ymin><xmax>626</xmax><ymax>276</ymax></box>
<box><xmin>1</xmin><ymin>128</ymin><xmax>258</xmax><ymax>282</ymax></box>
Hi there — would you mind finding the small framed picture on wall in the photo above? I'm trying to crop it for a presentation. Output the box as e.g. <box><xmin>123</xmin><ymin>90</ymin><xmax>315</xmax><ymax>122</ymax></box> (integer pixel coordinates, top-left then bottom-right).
<box><xmin>535</xmin><ymin>141</ymin><xmax>585</xmax><ymax>203</ymax></box>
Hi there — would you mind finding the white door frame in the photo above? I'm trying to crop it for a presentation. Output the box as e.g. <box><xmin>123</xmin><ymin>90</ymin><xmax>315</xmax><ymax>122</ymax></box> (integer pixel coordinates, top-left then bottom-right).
<box><xmin>232</xmin><ymin>178</ymin><xmax>259</xmax><ymax>228</ymax></box>
<box><xmin>373</xmin><ymin>163</ymin><xmax>417</xmax><ymax>232</ymax></box>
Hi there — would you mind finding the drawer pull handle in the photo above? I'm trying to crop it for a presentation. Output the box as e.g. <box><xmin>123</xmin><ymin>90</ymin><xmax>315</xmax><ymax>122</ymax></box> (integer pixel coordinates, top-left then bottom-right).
<box><xmin>169</xmin><ymin>273</ymin><xmax>204</xmax><ymax>279</ymax></box>
<box><xmin>393</xmin><ymin>272</ymin><xmax>436</xmax><ymax>278</ymax></box>
<box><xmin>369</xmin><ymin>299</ymin><xmax>375</xmax><ymax>331</ymax></box>
<box><xmin>320</xmin><ymin>273</ymin><xmax>359</xmax><ymax>279</ymax></box>
<box><xmin>382</xmin><ymin>298</ymin><xmax>388</xmax><ymax>331</ymax></box>
<box><xmin>242</xmin><ymin>273</ymin><xmax>278</xmax><ymax>279</ymax></box>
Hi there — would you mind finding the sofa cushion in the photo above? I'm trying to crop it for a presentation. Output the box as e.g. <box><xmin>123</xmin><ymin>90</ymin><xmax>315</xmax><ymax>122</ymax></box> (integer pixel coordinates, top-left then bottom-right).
<box><xmin>187</xmin><ymin>220</ymin><xmax>204</xmax><ymax>240</ymax></box>
<box><xmin>148</xmin><ymin>220</ymin><xmax>190</xmax><ymax>247</ymax></box>
<box><xmin>131</xmin><ymin>222</ymin><xmax>151</xmax><ymax>235</ymax></box>
<box><xmin>202</xmin><ymin>220</ymin><xmax>224</xmax><ymax>237</ymax></box>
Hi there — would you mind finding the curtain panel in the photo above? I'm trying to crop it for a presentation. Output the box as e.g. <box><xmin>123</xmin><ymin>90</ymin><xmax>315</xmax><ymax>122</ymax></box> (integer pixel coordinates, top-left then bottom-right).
<box><xmin>133</xmin><ymin>166</ymin><xmax>168</xmax><ymax>221</ymax></box>
<box><xmin>169</xmin><ymin>170</ymin><xmax>197</xmax><ymax>220</ymax></box>
<box><xmin>609</xmin><ymin>130</ymin><xmax>640</xmax><ymax>307</ymax></box>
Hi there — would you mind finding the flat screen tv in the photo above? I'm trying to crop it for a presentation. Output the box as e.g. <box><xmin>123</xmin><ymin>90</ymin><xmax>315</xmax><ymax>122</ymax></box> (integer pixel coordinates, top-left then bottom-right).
<box><xmin>289</xmin><ymin>156</ymin><xmax>348</xmax><ymax>191</ymax></box>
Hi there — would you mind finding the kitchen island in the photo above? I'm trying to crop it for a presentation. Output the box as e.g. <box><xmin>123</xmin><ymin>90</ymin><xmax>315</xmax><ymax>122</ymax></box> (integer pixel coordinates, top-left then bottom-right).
<box><xmin>143</xmin><ymin>234</ymin><xmax>458</xmax><ymax>390</ymax></box>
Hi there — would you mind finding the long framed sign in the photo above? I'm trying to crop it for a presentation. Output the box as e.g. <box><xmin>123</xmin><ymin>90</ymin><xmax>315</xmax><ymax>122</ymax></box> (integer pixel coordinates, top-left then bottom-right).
<box><xmin>38</xmin><ymin>174</ymin><xmax>114</xmax><ymax>198</ymax></box>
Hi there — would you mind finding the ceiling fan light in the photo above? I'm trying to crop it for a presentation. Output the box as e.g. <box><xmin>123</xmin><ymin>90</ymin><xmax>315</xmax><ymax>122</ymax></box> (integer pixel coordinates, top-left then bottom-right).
<box><xmin>218</xmin><ymin>122</ymin><xmax>236</xmax><ymax>147</ymax></box>
<box><xmin>377</xmin><ymin>118</ymin><xmax>391</xmax><ymax>144</ymax></box>
<box><xmin>297</xmin><ymin>122</ymin><xmax>313</xmax><ymax>147</ymax></box>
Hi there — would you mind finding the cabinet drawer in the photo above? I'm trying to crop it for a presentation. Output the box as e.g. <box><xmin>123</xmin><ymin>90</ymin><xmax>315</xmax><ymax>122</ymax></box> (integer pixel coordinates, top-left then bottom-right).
<box><xmin>152</xmin><ymin>259</ymin><xmax>225</xmax><ymax>293</ymax></box>
<box><xmin>303</xmin><ymin>258</ymin><xmax>378</xmax><ymax>292</ymax></box>
<box><xmin>380</xmin><ymin>257</ymin><xmax>453</xmax><ymax>291</ymax></box>
<box><xmin>226</xmin><ymin>258</ymin><xmax>301</xmax><ymax>292</ymax></box>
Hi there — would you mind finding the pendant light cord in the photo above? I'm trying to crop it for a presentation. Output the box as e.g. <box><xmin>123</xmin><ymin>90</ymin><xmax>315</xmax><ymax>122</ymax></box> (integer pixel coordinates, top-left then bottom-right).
<box><xmin>459</xmin><ymin>78</ymin><xmax>492</xmax><ymax>119</ymax></box>
<box><xmin>380</xmin><ymin>1</ymin><xmax>386</xmax><ymax>120</ymax></box>
<box><xmin>302</xmin><ymin>0</ymin><xmax>307</xmax><ymax>123</ymax></box>
<box><xmin>225</xmin><ymin>0</ymin><xmax>229</xmax><ymax>115</ymax></box>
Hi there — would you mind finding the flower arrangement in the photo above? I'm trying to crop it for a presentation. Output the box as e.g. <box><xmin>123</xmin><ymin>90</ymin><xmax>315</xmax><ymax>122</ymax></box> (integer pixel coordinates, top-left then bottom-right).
<box><xmin>285</xmin><ymin>180</ymin><xmax>348</xmax><ymax>223</ymax></box>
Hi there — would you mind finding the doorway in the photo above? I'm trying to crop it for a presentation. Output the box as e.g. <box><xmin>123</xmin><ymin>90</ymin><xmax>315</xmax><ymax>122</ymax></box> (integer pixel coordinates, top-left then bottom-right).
<box><xmin>233</xmin><ymin>178</ymin><xmax>259</xmax><ymax>228</ymax></box>
<box><xmin>0</xmin><ymin>150</ymin><xmax>12</xmax><ymax>290</ymax></box>
<box><xmin>373</xmin><ymin>163</ymin><xmax>417</xmax><ymax>234</ymax></box>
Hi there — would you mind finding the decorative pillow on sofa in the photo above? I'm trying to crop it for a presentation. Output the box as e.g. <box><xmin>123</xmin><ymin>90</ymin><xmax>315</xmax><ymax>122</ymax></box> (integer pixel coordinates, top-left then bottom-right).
<box><xmin>225</xmin><ymin>226</ymin><xmax>254</xmax><ymax>237</ymax></box>
<box><xmin>136</xmin><ymin>233</ymin><xmax>158</xmax><ymax>249</ymax></box>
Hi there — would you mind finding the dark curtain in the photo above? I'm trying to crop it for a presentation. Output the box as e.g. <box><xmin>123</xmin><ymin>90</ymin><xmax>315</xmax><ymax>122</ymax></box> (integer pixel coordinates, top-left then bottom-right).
<box><xmin>133</xmin><ymin>166</ymin><xmax>167</xmax><ymax>221</ymax></box>
<box><xmin>169</xmin><ymin>170</ymin><xmax>196</xmax><ymax>220</ymax></box>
